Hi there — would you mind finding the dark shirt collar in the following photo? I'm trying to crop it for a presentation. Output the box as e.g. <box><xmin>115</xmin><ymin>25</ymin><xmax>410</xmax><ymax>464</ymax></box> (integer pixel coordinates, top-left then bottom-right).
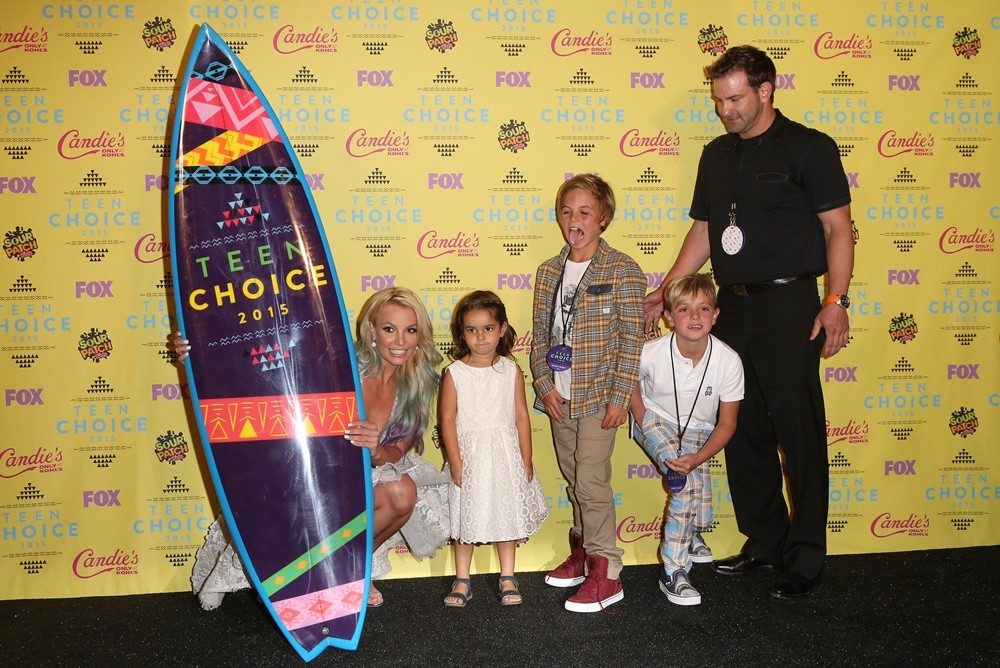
<box><xmin>735</xmin><ymin>108</ymin><xmax>787</xmax><ymax>144</ymax></box>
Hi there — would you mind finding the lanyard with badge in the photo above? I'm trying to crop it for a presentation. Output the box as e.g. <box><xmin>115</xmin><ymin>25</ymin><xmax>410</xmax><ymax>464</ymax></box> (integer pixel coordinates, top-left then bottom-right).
<box><xmin>546</xmin><ymin>258</ymin><xmax>591</xmax><ymax>372</ymax></box>
<box><xmin>721</xmin><ymin>137</ymin><xmax>760</xmax><ymax>256</ymax></box>
<box><xmin>664</xmin><ymin>333</ymin><xmax>713</xmax><ymax>493</ymax></box>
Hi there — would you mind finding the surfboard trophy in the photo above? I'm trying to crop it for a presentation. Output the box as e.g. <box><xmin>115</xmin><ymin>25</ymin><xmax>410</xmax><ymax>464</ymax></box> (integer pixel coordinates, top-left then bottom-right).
<box><xmin>168</xmin><ymin>24</ymin><xmax>372</xmax><ymax>660</ymax></box>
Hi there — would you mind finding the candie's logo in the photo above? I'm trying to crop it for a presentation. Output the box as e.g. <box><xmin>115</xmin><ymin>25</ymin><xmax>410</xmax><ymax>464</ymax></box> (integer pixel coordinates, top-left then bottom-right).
<box><xmin>952</xmin><ymin>27</ymin><xmax>981</xmax><ymax>59</ymax></box>
<box><xmin>511</xmin><ymin>330</ymin><xmax>532</xmax><ymax>355</ymax></box>
<box><xmin>498</xmin><ymin>119</ymin><xmax>530</xmax><ymax>153</ymax></box>
<box><xmin>813</xmin><ymin>31</ymin><xmax>873</xmax><ymax>60</ymax></box>
<box><xmin>0</xmin><ymin>25</ymin><xmax>48</xmax><ymax>54</ymax></box>
<box><xmin>57</xmin><ymin>130</ymin><xmax>126</xmax><ymax>159</ymax></box>
<box><xmin>425</xmin><ymin>19</ymin><xmax>458</xmax><ymax>52</ymax></box>
<box><xmin>72</xmin><ymin>548</ymin><xmax>139</xmax><ymax>578</ymax></box>
<box><xmin>888</xmin><ymin>313</ymin><xmax>917</xmax><ymax>344</ymax></box>
<box><xmin>273</xmin><ymin>25</ymin><xmax>338</xmax><ymax>54</ymax></box>
<box><xmin>1</xmin><ymin>446</ymin><xmax>63</xmax><ymax>478</ymax></box>
<box><xmin>826</xmin><ymin>419</ymin><xmax>870</xmax><ymax>445</ymax></box>
<box><xmin>876</xmin><ymin>130</ymin><xmax>934</xmax><ymax>158</ymax></box>
<box><xmin>697</xmin><ymin>24</ymin><xmax>728</xmax><ymax>55</ymax></box>
<box><xmin>948</xmin><ymin>406</ymin><xmax>978</xmax><ymax>438</ymax></box>
<box><xmin>619</xmin><ymin>129</ymin><xmax>681</xmax><ymax>157</ymax></box>
<box><xmin>4</xmin><ymin>226</ymin><xmax>38</xmax><ymax>261</ymax></box>
<box><xmin>616</xmin><ymin>515</ymin><xmax>662</xmax><ymax>543</ymax></box>
<box><xmin>550</xmin><ymin>28</ymin><xmax>612</xmax><ymax>57</ymax></box>
<box><xmin>142</xmin><ymin>17</ymin><xmax>176</xmax><ymax>52</ymax></box>
<box><xmin>870</xmin><ymin>512</ymin><xmax>929</xmax><ymax>538</ymax></box>
<box><xmin>417</xmin><ymin>230</ymin><xmax>480</xmax><ymax>259</ymax></box>
<box><xmin>345</xmin><ymin>129</ymin><xmax>410</xmax><ymax>158</ymax></box>
<box><xmin>938</xmin><ymin>226</ymin><xmax>995</xmax><ymax>254</ymax></box>
<box><xmin>134</xmin><ymin>233</ymin><xmax>169</xmax><ymax>264</ymax></box>
<box><xmin>79</xmin><ymin>328</ymin><xmax>113</xmax><ymax>362</ymax></box>
<box><xmin>155</xmin><ymin>430</ymin><xmax>189</xmax><ymax>464</ymax></box>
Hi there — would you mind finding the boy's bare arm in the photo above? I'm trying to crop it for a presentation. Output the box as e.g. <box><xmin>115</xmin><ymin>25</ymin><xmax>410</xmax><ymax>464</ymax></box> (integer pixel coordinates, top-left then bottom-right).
<box><xmin>628</xmin><ymin>383</ymin><xmax>646</xmax><ymax>426</ymax></box>
<box><xmin>665</xmin><ymin>400</ymin><xmax>739</xmax><ymax>475</ymax></box>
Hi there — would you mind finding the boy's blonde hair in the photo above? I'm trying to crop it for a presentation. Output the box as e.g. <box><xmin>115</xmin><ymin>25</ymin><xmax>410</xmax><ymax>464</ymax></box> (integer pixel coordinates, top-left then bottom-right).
<box><xmin>663</xmin><ymin>273</ymin><xmax>718</xmax><ymax>313</ymax></box>
<box><xmin>554</xmin><ymin>173</ymin><xmax>616</xmax><ymax>230</ymax></box>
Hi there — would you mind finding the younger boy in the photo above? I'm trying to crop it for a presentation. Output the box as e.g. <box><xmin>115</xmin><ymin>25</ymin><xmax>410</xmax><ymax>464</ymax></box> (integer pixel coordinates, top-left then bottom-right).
<box><xmin>630</xmin><ymin>274</ymin><xmax>744</xmax><ymax>606</ymax></box>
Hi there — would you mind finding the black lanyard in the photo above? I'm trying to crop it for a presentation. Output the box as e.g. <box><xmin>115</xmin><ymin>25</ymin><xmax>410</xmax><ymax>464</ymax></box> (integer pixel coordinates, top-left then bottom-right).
<box><xmin>548</xmin><ymin>257</ymin><xmax>592</xmax><ymax>345</ymax></box>
<box><xmin>670</xmin><ymin>333</ymin><xmax>713</xmax><ymax>444</ymax></box>
<box><xmin>729</xmin><ymin>136</ymin><xmax>761</xmax><ymax>228</ymax></box>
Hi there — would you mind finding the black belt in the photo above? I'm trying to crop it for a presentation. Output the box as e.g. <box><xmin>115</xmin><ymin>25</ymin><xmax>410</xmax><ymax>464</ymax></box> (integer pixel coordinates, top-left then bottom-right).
<box><xmin>720</xmin><ymin>274</ymin><xmax>814</xmax><ymax>296</ymax></box>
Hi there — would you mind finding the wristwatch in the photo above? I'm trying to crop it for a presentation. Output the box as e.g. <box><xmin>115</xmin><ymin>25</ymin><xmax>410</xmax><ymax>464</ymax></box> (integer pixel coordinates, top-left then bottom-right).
<box><xmin>824</xmin><ymin>294</ymin><xmax>850</xmax><ymax>308</ymax></box>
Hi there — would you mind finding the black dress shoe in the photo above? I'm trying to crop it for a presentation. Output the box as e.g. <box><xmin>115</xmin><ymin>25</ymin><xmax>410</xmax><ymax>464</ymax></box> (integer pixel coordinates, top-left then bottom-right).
<box><xmin>711</xmin><ymin>552</ymin><xmax>777</xmax><ymax>576</ymax></box>
<box><xmin>769</xmin><ymin>573</ymin><xmax>818</xmax><ymax>600</ymax></box>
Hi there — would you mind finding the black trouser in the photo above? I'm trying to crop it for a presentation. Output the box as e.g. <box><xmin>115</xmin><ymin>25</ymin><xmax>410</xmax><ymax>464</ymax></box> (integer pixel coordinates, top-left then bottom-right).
<box><xmin>713</xmin><ymin>278</ymin><xmax>828</xmax><ymax>582</ymax></box>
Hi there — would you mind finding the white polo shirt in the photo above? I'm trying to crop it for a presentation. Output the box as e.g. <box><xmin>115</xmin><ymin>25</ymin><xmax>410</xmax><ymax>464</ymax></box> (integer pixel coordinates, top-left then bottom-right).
<box><xmin>638</xmin><ymin>333</ymin><xmax>744</xmax><ymax>432</ymax></box>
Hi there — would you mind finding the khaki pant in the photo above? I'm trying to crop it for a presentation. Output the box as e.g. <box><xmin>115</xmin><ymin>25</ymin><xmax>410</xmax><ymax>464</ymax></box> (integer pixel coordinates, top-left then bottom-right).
<box><xmin>550</xmin><ymin>404</ymin><xmax>624</xmax><ymax>578</ymax></box>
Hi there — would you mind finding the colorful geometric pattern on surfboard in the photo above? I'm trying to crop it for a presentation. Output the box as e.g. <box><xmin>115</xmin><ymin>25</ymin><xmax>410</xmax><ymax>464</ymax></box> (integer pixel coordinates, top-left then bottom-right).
<box><xmin>168</xmin><ymin>25</ymin><xmax>371</xmax><ymax>661</ymax></box>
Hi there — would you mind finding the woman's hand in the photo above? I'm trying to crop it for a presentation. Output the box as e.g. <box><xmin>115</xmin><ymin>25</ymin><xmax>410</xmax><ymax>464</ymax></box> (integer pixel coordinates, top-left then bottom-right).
<box><xmin>345</xmin><ymin>420</ymin><xmax>381</xmax><ymax>452</ymax></box>
<box><xmin>171</xmin><ymin>332</ymin><xmax>191</xmax><ymax>362</ymax></box>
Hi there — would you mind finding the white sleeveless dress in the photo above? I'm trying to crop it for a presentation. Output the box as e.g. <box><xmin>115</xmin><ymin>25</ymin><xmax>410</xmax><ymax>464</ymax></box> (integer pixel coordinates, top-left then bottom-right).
<box><xmin>447</xmin><ymin>357</ymin><xmax>548</xmax><ymax>543</ymax></box>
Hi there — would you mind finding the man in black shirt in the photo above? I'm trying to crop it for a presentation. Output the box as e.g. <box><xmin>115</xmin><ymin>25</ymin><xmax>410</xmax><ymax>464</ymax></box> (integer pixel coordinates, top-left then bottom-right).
<box><xmin>644</xmin><ymin>45</ymin><xmax>854</xmax><ymax>599</ymax></box>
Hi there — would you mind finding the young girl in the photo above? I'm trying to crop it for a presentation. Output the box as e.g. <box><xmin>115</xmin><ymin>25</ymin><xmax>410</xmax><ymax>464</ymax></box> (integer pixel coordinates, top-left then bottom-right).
<box><xmin>439</xmin><ymin>290</ymin><xmax>549</xmax><ymax>607</ymax></box>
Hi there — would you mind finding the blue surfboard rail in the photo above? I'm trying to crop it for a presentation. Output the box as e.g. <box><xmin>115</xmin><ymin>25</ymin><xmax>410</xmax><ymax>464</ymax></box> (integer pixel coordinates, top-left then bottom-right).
<box><xmin>168</xmin><ymin>24</ymin><xmax>373</xmax><ymax>661</ymax></box>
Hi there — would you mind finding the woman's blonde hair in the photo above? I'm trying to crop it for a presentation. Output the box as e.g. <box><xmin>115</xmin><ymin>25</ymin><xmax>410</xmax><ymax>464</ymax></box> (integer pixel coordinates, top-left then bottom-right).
<box><xmin>354</xmin><ymin>287</ymin><xmax>442</xmax><ymax>453</ymax></box>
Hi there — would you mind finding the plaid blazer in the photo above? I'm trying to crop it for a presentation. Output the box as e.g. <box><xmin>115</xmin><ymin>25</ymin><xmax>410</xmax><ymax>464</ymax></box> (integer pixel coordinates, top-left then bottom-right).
<box><xmin>530</xmin><ymin>238</ymin><xmax>645</xmax><ymax>419</ymax></box>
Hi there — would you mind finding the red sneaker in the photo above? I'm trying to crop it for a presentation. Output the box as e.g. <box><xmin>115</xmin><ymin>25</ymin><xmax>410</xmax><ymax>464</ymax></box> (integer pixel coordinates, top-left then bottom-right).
<box><xmin>564</xmin><ymin>555</ymin><xmax>624</xmax><ymax>613</ymax></box>
<box><xmin>544</xmin><ymin>529</ymin><xmax>586</xmax><ymax>587</ymax></box>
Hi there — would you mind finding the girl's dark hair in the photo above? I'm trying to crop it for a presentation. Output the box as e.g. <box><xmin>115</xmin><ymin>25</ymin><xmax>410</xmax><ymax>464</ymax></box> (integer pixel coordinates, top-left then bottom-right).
<box><xmin>448</xmin><ymin>290</ymin><xmax>516</xmax><ymax>361</ymax></box>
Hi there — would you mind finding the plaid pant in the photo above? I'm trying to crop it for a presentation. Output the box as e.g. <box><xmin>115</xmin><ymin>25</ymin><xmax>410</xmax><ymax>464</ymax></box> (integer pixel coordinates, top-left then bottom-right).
<box><xmin>636</xmin><ymin>411</ymin><xmax>713</xmax><ymax>575</ymax></box>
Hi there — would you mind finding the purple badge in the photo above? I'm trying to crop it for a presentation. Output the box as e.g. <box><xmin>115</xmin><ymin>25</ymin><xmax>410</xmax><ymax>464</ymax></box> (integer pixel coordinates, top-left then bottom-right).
<box><xmin>666</xmin><ymin>469</ymin><xmax>687</xmax><ymax>494</ymax></box>
<box><xmin>546</xmin><ymin>344</ymin><xmax>572</xmax><ymax>372</ymax></box>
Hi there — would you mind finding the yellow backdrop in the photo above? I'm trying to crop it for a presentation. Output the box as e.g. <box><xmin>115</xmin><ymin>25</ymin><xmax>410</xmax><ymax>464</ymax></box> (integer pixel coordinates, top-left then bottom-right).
<box><xmin>2</xmin><ymin>1</ymin><xmax>997</xmax><ymax>599</ymax></box>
